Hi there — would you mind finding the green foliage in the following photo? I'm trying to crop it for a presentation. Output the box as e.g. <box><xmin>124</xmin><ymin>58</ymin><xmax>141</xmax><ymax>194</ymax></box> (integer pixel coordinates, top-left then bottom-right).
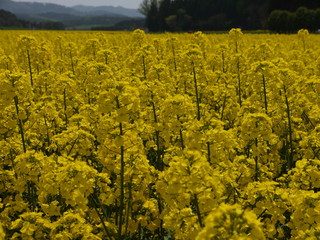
<box><xmin>267</xmin><ymin>7</ymin><xmax>320</xmax><ymax>33</ymax></box>
<box><xmin>141</xmin><ymin>0</ymin><xmax>320</xmax><ymax>32</ymax></box>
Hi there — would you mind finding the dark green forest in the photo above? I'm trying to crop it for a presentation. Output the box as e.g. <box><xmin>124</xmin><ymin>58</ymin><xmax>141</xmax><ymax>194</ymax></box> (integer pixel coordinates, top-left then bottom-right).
<box><xmin>141</xmin><ymin>0</ymin><xmax>320</xmax><ymax>32</ymax></box>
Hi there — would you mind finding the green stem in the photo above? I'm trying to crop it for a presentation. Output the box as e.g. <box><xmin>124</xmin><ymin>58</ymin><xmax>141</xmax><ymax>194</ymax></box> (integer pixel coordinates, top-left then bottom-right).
<box><xmin>157</xmin><ymin>198</ymin><xmax>165</xmax><ymax>239</ymax></box>
<box><xmin>222</xmin><ymin>51</ymin><xmax>225</xmax><ymax>72</ymax></box>
<box><xmin>63</xmin><ymin>88</ymin><xmax>68</xmax><ymax>128</ymax></box>
<box><xmin>67</xmin><ymin>136</ymin><xmax>79</xmax><ymax>156</ymax></box>
<box><xmin>11</xmin><ymin>78</ymin><xmax>26</xmax><ymax>153</ymax></box>
<box><xmin>254</xmin><ymin>138</ymin><xmax>259</xmax><ymax>181</ymax></box>
<box><xmin>69</xmin><ymin>48</ymin><xmax>75</xmax><ymax>74</ymax></box>
<box><xmin>220</xmin><ymin>94</ymin><xmax>227</xmax><ymax>121</ymax></box>
<box><xmin>193</xmin><ymin>194</ymin><xmax>203</xmax><ymax>228</ymax></box>
<box><xmin>92</xmin><ymin>42</ymin><xmax>96</xmax><ymax>59</ymax></box>
<box><xmin>26</xmin><ymin>49</ymin><xmax>33</xmax><ymax>87</ymax></box>
<box><xmin>89</xmin><ymin>195</ymin><xmax>113</xmax><ymax>240</ymax></box>
<box><xmin>43</xmin><ymin>115</ymin><xmax>51</xmax><ymax>147</ymax></box>
<box><xmin>192</xmin><ymin>63</ymin><xmax>201</xmax><ymax>121</ymax></box>
<box><xmin>283</xmin><ymin>85</ymin><xmax>294</xmax><ymax>170</ymax></box>
<box><xmin>262</xmin><ymin>74</ymin><xmax>268</xmax><ymax>114</ymax></box>
<box><xmin>207</xmin><ymin>142</ymin><xmax>211</xmax><ymax>164</ymax></box>
<box><xmin>151</xmin><ymin>99</ymin><xmax>164</xmax><ymax>170</ymax></box>
<box><xmin>14</xmin><ymin>97</ymin><xmax>26</xmax><ymax>153</ymax></box>
<box><xmin>142</xmin><ymin>55</ymin><xmax>146</xmax><ymax>79</ymax></box>
<box><xmin>237</xmin><ymin>58</ymin><xmax>242</xmax><ymax>107</ymax></box>
<box><xmin>179</xmin><ymin>127</ymin><xmax>185</xmax><ymax>150</ymax></box>
<box><xmin>115</xmin><ymin>199</ymin><xmax>118</xmax><ymax>226</ymax></box>
<box><xmin>118</xmin><ymin>145</ymin><xmax>125</xmax><ymax>240</ymax></box>
<box><xmin>116</xmin><ymin>96</ymin><xmax>125</xmax><ymax>240</ymax></box>
<box><xmin>225</xmin><ymin>173</ymin><xmax>242</xmax><ymax>204</ymax></box>
<box><xmin>302</xmin><ymin>39</ymin><xmax>306</xmax><ymax>52</ymax></box>
<box><xmin>125</xmin><ymin>177</ymin><xmax>133</xmax><ymax>236</ymax></box>
<box><xmin>105</xmin><ymin>53</ymin><xmax>108</xmax><ymax>65</ymax></box>
<box><xmin>59</xmin><ymin>41</ymin><xmax>63</xmax><ymax>59</ymax></box>
<box><xmin>27</xmin><ymin>181</ymin><xmax>36</xmax><ymax>211</ymax></box>
<box><xmin>172</xmin><ymin>40</ymin><xmax>177</xmax><ymax>71</ymax></box>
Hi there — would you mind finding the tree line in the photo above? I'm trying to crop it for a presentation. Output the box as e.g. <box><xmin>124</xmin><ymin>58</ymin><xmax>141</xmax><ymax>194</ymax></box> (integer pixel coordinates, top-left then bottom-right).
<box><xmin>0</xmin><ymin>9</ymin><xmax>65</xmax><ymax>30</ymax></box>
<box><xmin>268</xmin><ymin>7</ymin><xmax>320</xmax><ymax>33</ymax></box>
<box><xmin>140</xmin><ymin>0</ymin><xmax>320</xmax><ymax>32</ymax></box>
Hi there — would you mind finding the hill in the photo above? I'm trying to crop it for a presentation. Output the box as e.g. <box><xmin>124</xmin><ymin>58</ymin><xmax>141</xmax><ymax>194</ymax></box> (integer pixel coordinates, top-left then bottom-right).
<box><xmin>0</xmin><ymin>8</ymin><xmax>23</xmax><ymax>28</ymax></box>
<box><xmin>0</xmin><ymin>0</ymin><xmax>79</xmax><ymax>15</ymax></box>
<box><xmin>0</xmin><ymin>8</ymin><xmax>65</xmax><ymax>30</ymax></box>
<box><xmin>2</xmin><ymin>0</ymin><xmax>143</xmax><ymax>17</ymax></box>
<box><xmin>72</xmin><ymin>5</ymin><xmax>143</xmax><ymax>18</ymax></box>
<box><xmin>0</xmin><ymin>0</ymin><xmax>144</xmax><ymax>30</ymax></box>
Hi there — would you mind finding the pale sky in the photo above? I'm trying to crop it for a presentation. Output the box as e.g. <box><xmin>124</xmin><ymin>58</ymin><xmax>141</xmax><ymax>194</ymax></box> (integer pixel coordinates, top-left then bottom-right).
<box><xmin>13</xmin><ymin>0</ymin><xmax>142</xmax><ymax>9</ymax></box>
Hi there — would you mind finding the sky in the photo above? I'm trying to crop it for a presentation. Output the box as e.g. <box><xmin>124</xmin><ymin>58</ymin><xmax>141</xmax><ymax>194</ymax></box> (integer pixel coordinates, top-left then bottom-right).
<box><xmin>13</xmin><ymin>0</ymin><xmax>142</xmax><ymax>9</ymax></box>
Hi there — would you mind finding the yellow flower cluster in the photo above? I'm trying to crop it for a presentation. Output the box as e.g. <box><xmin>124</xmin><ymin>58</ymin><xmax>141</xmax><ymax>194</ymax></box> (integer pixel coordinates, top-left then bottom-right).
<box><xmin>0</xmin><ymin>28</ymin><xmax>319</xmax><ymax>239</ymax></box>
<box><xmin>196</xmin><ymin>203</ymin><xmax>265</xmax><ymax>240</ymax></box>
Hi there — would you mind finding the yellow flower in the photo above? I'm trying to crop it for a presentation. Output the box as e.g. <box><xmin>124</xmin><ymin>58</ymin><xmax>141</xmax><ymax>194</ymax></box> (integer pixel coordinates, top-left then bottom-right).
<box><xmin>20</xmin><ymin>222</ymin><xmax>36</xmax><ymax>236</ymax></box>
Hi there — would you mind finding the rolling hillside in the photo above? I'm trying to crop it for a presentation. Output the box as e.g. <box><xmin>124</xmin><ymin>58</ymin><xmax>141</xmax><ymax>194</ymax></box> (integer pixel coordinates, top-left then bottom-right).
<box><xmin>0</xmin><ymin>0</ymin><xmax>144</xmax><ymax>30</ymax></box>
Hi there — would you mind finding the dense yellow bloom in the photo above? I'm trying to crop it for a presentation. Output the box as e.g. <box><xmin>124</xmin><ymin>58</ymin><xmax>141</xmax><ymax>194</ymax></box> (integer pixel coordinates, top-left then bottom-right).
<box><xmin>196</xmin><ymin>203</ymin><xmax>265</xmax><ymax>240</ymax></box>
<box><xmin>0</xmin><ymin>29</ymin><xmax>319</xmax><ymax>239</ymax></box>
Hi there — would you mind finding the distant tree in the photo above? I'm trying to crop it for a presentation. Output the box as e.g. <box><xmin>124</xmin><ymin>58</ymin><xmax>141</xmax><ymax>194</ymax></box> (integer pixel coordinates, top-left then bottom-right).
<box><xmin>39</xmin><ymin>21</ymin><xmax>65</xmax><ymax>30</ymax></box>
<box><xmin>205</xmin><ymin>14</ymin><xmax>230</xmax><ymax>30</ymax></box>
<box><xmin>295</xmin><ymin>7</ymin><xmax>317</xmax><ymax>31</ymax></box>
<box><xmin>237</xmin><ymin>0</ymin><xmax>269</xmax><ymax>29</ymax></box>
<box><xmin>142</xmin><ymin>0</ymin><xmax>320</xmax><ymax>32</ymax></box>
<box><xmin>267</xmin><ymin>7</ymin><xmax>320</xmax><ymax>33</ymax></box>
<box><xmin>286</xmin><ymin>12</ymin><xmax>297</xmax><ymax>32</ymax></box>
<box><xmin>295</xmin><ymin>7</ymin><xmax>308</xmax><ymax>29</ymax></box>
<box><xmin>158</xmin><ymin>0</ymin><xmax>171</xmax><ymax>31</ymax></box>
<box><xmin>306</xmin><ymin>9</ymin><xmax>317</xmax><ymax>31</ymax></box>
<box><xmin>165</xmin><ymin>8</ymin><xmax>192</xmax><ymax>31</ymax></box>
<box><xmin>268</xmin><ymin>0</ymin><xmax>319</xmax><ymax>12</ymax></box>
<box><xmin>267</xmin><ymin>10</ymin><xmax>292</xmax><ymax>33</ymax></box>
<box><xmin>139</xmin><ymin>0</ymin><xmax>157</xmax><ymax>16</ymax></box>
<box><xmin>145</xmin><ymin>0</ymin><xmax>160</xmax><ymax>31</ymax></box>
<box><xmin>316</xmin><ymin>8</ymin><xmax>320</xmax><ymax>30</ymax></box>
